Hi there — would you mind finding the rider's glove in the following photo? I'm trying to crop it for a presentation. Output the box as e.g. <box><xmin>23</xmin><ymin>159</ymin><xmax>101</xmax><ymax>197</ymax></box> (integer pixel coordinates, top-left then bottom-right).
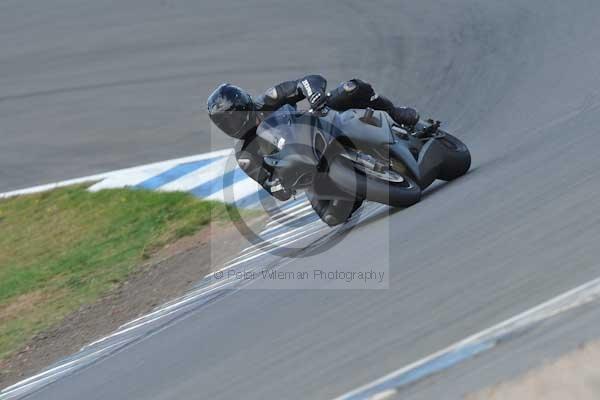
<box><xmin>298</xmin><ymin>76</ymin><xmax>327</xmax><ymax>111</ymax></box>
<box><xmin>307</xmin><ymin>90</ymin><xmax>327</xmax><ymax>111</ymax></box>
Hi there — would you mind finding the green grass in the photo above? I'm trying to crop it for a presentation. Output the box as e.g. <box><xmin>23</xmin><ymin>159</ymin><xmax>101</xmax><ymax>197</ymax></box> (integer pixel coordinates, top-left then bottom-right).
<box><xmin>0</xmin><ymin>185</ymin><xmax>241</xmax><ymax>361</ymax></box>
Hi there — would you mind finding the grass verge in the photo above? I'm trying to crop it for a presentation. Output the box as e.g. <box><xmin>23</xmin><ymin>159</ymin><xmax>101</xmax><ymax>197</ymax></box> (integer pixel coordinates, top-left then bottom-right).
<box><xmin>0</xmin><ymin>184</ymin><xmax>242</xmax><ymax>361</ymax></box>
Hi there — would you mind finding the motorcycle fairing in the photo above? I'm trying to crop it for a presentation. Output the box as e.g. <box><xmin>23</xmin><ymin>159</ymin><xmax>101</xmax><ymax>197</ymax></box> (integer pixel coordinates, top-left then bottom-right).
<box><xmin>257</xmin><ymin>104</ymin><xmax>446</xmax><ymax>193</ymax></box>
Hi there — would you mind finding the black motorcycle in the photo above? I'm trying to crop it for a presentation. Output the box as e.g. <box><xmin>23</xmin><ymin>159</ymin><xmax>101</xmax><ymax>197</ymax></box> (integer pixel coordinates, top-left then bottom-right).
<box><xmin>257</xmin><ymin>104</ymin><xmax>471</xmax><ymax>226</ymax></box>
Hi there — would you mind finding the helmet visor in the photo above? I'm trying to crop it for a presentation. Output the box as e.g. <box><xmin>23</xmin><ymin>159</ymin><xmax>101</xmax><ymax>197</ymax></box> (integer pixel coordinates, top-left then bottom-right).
<box><xmin>211</xmin><ymin>110</ymin><xmax>255</xmax><ymax>139</ymax></box>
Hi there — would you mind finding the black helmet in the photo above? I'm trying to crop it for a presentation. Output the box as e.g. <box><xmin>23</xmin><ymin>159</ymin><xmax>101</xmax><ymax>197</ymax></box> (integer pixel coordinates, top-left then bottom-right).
<box><xmin>207</xmin><ymin>83</ymin><xmax>256</xmax><ymax>139</ymax></box>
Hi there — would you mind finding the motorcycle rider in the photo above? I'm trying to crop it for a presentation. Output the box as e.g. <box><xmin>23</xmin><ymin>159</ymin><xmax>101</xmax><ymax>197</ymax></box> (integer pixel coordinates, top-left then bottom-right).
<box><xmin>207</xmin><ymin>75</ymin><xmax>420</xmax><ymax>224</ymax></box>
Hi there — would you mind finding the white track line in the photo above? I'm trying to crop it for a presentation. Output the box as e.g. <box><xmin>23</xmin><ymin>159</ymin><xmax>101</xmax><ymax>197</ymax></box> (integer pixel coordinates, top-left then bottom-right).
<box><xmin>260</xmin><ymin>210</ymin><xmax>316</xmax><ymax>236</ymax></box>
<box><xmin>269</xmin><ymin>201</ymin><xmax>311</xmax><ymax>220</ymax></box>
<box><xmin>263</xmin><ymin>209</ymin><xmax>314</xmax><ymax>231</ymax></box>
<box><xmin>1</xmin><ymin>338</ymin><xmax>130</xmax><ymax>399</ymax></box>
<box><xmin>265</xmin><ymin>209</ymin><xmax>312</xmax><ymax>229</ymax></box>
<box><xmin>83</xmin><ymin>275</ymin><xmax>241</xmax><ymax>349</ymax></box>
<box><xmin>236</xmin><ymin>218</ymin><xmax>324</xmax><ymax>257</ymax></box>
<box><xmin>230</xmin><ymin>222</ymin><xmax>326</xmax><ymax>263</ymax></box>
<box><xmin>241</xmin><ymin>224</ymin><xmax>326</xmax><ymax>256</ymax></box>
<box><xmin>241</xmin><ymin>202</ymin><xmax>383</xmax><ymax>261</ymax></box>
<box><xmin>265</xmin><ymin>204</ymin><xmax>313</xmax><ymax>227</ymax></box>
<box><xmin>334</xmin><ymin>274</ymin><xmax>600</xmax><ymax>400</ymax></box>
<box><xmin>223</xmin><ymin>230</ymin><xmax>323</xmax><ymax>269</ymax></box>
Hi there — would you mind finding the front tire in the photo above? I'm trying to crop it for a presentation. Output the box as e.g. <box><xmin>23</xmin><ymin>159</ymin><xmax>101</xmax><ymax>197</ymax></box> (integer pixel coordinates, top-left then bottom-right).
<box><xmin>307</xmin><ymin>192</ymin><xmax>363</xmax><ymax>227</ymax></box>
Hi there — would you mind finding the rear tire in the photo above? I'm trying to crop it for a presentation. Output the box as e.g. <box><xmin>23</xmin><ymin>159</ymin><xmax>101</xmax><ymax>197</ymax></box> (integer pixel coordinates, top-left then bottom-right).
<box><xmin>437</xmin><ymin>133</ymin><xmax>471</xmax><ymax>181</ymax></box>
<box><xmin>327</xmin><ymin>157</ymin><xmax>421</xmax><ymax>208</ymax></box>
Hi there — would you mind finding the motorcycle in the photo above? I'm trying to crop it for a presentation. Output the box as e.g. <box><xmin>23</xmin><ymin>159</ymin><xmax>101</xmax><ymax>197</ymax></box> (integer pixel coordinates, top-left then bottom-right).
<box><xmin>257</xmin><ymin>104</ymin><xmax>471</xmax><ymax>226</ymax></box>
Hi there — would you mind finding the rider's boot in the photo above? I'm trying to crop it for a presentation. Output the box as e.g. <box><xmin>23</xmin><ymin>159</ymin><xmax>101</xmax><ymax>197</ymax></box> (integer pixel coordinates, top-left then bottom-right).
<box><xmin>388</xmin><ymin>106</ymin><xmax>420</xmax><ymax>128</ymax></box>
<box><xmin>370</xmin><ymin>93</ymin><xmax>420</xmax><ymax>127</ymax></box>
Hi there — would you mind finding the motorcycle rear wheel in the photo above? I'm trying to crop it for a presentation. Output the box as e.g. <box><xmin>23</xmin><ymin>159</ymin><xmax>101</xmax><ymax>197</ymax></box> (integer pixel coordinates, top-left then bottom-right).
<box><xmin>436</xmin><ymin>133</ymin><xmax>471</xmax><ymax>181</ymax></box>
<box><xmin>327</xmin><ymin>157</ymin><xmax>421</xmax><ymax>208</ymax></box>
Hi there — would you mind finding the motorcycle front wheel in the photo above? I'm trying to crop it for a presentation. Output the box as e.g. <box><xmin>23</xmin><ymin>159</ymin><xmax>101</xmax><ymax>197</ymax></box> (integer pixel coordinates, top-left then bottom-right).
<box><xmin>307</xmin><ymin>192</ymin><xmax>363</xmax><ymax>227</ymax></box>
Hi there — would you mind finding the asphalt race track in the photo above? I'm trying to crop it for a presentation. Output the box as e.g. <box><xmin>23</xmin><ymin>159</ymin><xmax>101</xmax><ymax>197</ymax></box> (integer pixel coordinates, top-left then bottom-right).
<box><xmin>4</xmin><ymin>0</ymin><xmax>600</xmax><ymax>399</ymax></box>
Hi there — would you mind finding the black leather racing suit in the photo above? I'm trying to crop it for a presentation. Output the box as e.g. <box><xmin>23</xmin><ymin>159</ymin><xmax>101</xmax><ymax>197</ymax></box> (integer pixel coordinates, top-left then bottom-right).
<box><xmin>234</xmin><ymin>75</ymin><xmax>419</xmax><ymax>204</ymax></box>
